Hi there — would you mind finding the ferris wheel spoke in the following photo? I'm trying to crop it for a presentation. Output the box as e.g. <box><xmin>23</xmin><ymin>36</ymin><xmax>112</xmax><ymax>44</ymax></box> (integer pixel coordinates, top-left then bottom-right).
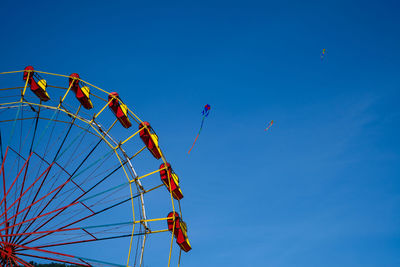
<box><xmin>12</xmin><ymin>202</ymin><xmax>84</xmax><ymax>245</ymax></box>
<box><xmin>16</xmin><ymin>252</ymin><xmax>89</xmax><ymax>267</ymax></box>
<box><xmin>11</xmin><ymin>161</ymin><xmax>53</xmax><ymax>229</ymax></box>
<box><xmin>0</xmin><ymin>147</ymin><xmax>9</xmax><ymax>243</ymax></box>
<box><xmin>32</xmin><ymin>109</ymin><xmax>60</xmax><ymax>152</ymax></box>
<box><xmin>17</xmin><ymin>105</ymin><xmax>23</xmax><ymax>175</ymax></box>
<box><xmin>47</xmin><ymin>183</ymin><xmax>163</xmax><ymax>238</ymax></box>
<box><xmin>12</xmin><ymin>165</ymin><xmax>69</xmax><ymax>244</ymax></box>
<box><xmin>6</xmin><ymin>103</ymin><xmax>21</xmax><ymax>147</ymax></box>
<box><xmin>33</xmin><ymin>230</ymin><xmax>151</xmax><ymax>250</ymax></box>
<box><xmin>13</xmin><ymin>244</ymin><xmax>91</xmax><ymax>267</ymax></box>
<box><xmin>25</xmin><ymin>135</ymin><xmax>88</xmax><ymax>217</ymax></box>
<box><xmin>9</xmin><ymin>111</ymin><xmax>42</xmax><ymax>241</ymax></box>
<box><xmin>68</xmin><ymin>137</ymin><xmax>104</xmax><ymax>179</ymax></box>
<box><xmin>80</xmin><ymin>181</ymin><xmax>129</xmax><ymax>203</ymax></box>
<box><xmin>40</xmin><ymin>115</ymin><xmax>81</xmax><ymax>165</ymax></box>
<box><xmin>12</xmin><ymin>154</ymin><xmax>65</xmax><ymax>244</ymax></box>
<box><xmin>54</xmin><ymin>124</ymin><xmax>90</xmax><ymax>162</ymax></box>
<box><xmin>42</xmin><ymin>113</ymin><xmax>61</xmax><ymax>161</ymax></box>
<box><xmin>21</xmin><ymin>192</ymin><xmax>142</xmax><ymax>247</ymax></box>
<box><xmin>28</xmin><ymin>105</ymin><xmax>40</xmax><ymax>155</ymax></box>
<box><xmin>18</xmin><ymin>194</ymin><xmax>90</xmax><ymax>246</ymax></box>
<box><xmin>46</xmin><ymin>153</ymin><xmax>132</xmax><ymax>214</ymax></box>
<box><xmin>0</xmin><ymin>157</ymin><xmax>8</xmax><ymax>245</ymax></box>
<box><xmin>70</xmin><ymin>149</ymin><xmax>114</xmax><ymax>182</ymax></box>
<box><xmin>16</xmin><ymin>236</ymin><xmax>141</xmax><ymax>267</ymax></box>
<box><xmin>0</xmin><ymin>248</ymin><xmax>33</xmax><ymax>267</ymax></box>
<box><xmin>0</xmin><ymin>155</ymin><xmax>31</xmax><ymax>245</ymax></box>
<box><xmin>1</xmin><ymin>199</ymin><xmax>79</xmax><ymax>237</ymax></box>
<box><xmin>30</xmin><ymin>149</ymin><xmax>117</xmax><ymax>229</ymax></box>
<box><xmin>0</xmin><ymin>148</ymin><xmax>23</xmax><ymax>244</ymax></box>
<box><xmin>0</xmin><ymin>161</ymin><xmax>53</xmax><ymax>224</ymax></box>
<box><xmin>13</xmin><ymin>193</ymin><xmax>79</xmax><ymax>246</ymax></box>
<box><xmin>2</xmin><ymin>226</ymin><xmax>81</xmax><ymax>239</ymax></box>
<box><xmin>0</xmin><ymin>183</ymin><xmax>78</xmax><ymax>244</ymax></box>
<box><xmin>20</xmin><ymin>184</ymin><xmax>164</xmax><ymax>249</ymax></box>
<box><xmin>16</xmin><ymin>139</ymin><xmax>109</xmax><ymax>245</ymax></box>
<box><xmin>0</xmin><ymin>152</ymin><xmax>34</xmax><ymax>223</ymax></box>
<box><xmin>0</xmin><ymin>131</ymin><xmax>4</xmax><ymax>165</ymax></box>
<box><xmin>52</xmin><ymin>110</ymin><xmax>79</xmax><ymax>162</ymax></box>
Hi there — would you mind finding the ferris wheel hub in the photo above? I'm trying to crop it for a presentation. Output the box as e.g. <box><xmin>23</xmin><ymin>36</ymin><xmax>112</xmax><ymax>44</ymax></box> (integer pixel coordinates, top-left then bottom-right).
<box><xmin>0</xmin><ymin>243</ymin><xmax>16</xmax><ymax>260</ymax></box>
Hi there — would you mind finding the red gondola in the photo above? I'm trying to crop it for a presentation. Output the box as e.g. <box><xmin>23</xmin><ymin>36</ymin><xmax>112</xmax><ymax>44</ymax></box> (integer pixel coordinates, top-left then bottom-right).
<box><xmin>167</xmin><ymin>212</ymin><xmax>191</xmax><ymax>252</ymax></box>
<box><xmin>69</xmin><ymin>73</ymin><xmax>93</xmax><ymax>109</ymax></box>
<box><xmin>160</xmin><ymin>163</ymin><xmax>183</xmax><ymax>200</ymax></box>
<box><xmin>23</xmin><ymin>66</ymin><xmax>50</xmax><ymax>101</ymax></box>
<box><xmin>23</xmin><ymin>66</ymin><xmax>34</xmax><ymax>81</ymax></box>
<box><xmin>139</xmin><ymin>122</ymin><xmax>161</xmax><ymax>159</ymax></box>
<box><xmin>108</xmin><ymin>92</ymin><xmax>132</xmax><ymax>128</ymax></box>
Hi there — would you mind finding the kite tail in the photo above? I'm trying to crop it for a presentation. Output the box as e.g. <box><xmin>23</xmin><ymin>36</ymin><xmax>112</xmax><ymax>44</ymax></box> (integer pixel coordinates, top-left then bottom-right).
<box><xmin>188</xmin><ymin>134</ymin><xmax>199</xmax><ymax>154</ymax></box>
<box><xmin>188</xmin><ymin>116</ymin><xmax>206</xmax><ymax>154</ymax></box>
<box><xmin>199</xmin><ymin>116</ymin><xmax>205</xmax><ymax>132</ymax></box>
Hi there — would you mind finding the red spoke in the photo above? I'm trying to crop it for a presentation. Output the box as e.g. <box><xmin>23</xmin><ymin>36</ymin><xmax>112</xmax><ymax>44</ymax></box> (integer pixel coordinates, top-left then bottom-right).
<box><xmin>0</xmin><ymin>175</ymin><xmax>72</xmax><ymax>229</ymax></box>
<box><xmin>23</xmin><ymin>236</ymin><xmax>96</xmax><ymax>250</ymax></box>
<box><xmin>0</xmin><ymin>226</ymin><xmax>80</xmax><ymax>238</ymax></box>
<box><xmin>0</xmin><ymin>151</ymin><xmax>32</xmax><ymax>210</ymax></box>
<box><xmin>0</xmin><ymin>162</ymin><xmax>53</xmax><ymax>223</ymax></box>
<box><xmin>0</xmin><ymin>147</ymin><xmax>9</xmax><ymax>244</ymax></box>
<box><xmin>23</xmin><ymin>192</ymin><xmax>139</xmax><ymax>247</ymax></box>
<box><xmin>14</xmin><ymin>169</ymin><xmax>72</xmax><ymax>245</ymax></box>
<box><xmin>16</xmin><ymin>178</ymin><xmax>79</xmax><ymax>246</ymax></box>
<box><xmin>32</xmin><ymin>232</ymin><xmax>143</xmax><ymax>250</ymax></box>
<box><xmin>23</xmin><ymin>213</ymin><xmax>95</xmax><ymax>247</ymax></box>
<box><xmin>10</xmin><ymin>163</ymin><xmax>53</xmax><ymax>244</ymax></box>
<box><xmin>9</xmin><ymin>147</ymin><xmax>33</xmax><ymax>241</ymax></box>
<box><xmin>11</xmin><ymin>242</ymin><xmax>90</xmax><ymax>266</ymax></box>
<box><xmin>19</xmin><ymin>163</ymin><xmax>133</xmax><ymax>247</ymax></box>
<box><xmin>16</xmin><ymin>252</ymin><xmax>90</xmax><ymax>267</ymax></box>
<box><xmin>0</xmin><ymin>246</ymin><xmax>33</xmax><ymax>267</ymax></box>
<box><xmin>0</xmin><ymin>201</ymin><xmax>79</xmax><ymax>235</ymax></box>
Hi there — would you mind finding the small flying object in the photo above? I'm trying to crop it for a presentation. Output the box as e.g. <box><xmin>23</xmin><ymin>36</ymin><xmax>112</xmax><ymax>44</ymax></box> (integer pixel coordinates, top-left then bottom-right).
<box><xmin>265</xmin><ymin>120</ymin><xmax>273</xmax><ymax>131</ymax></box>
<box><xmin>321</xmin><ymin>48</ymin><xmax>326</xmax><ymax>60</ymax></box>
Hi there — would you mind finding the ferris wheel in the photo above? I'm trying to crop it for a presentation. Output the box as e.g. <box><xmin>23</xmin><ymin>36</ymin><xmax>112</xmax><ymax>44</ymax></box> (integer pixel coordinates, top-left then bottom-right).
<box><xmin>0</xmin><ymin>67</ymin><xmax>191</xmax><ymax>266</ymax></box>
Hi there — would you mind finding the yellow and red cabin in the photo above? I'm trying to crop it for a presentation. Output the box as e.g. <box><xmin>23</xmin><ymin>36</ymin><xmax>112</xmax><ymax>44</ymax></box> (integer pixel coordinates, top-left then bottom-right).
<box><xmin>139</xmin><ymin>122</ymin><xmax>161</xmax><ymax>159</ymax></box>
<box><xmin>23</xmin><ymin>66</ymin><xmax>50</xmax><ymax>101</ymax></box>
<box><xmin>69</xmin><ymin>73</ymin><xmax>93</xmax><ymax>110</ymax></box>
<box><xmin>167</xmin><ymin>211</ymin><xmax>191</xmax><ymax>252</ymax></box>
<box><xmin>108</xmin><ymin>92</ymin><xmax>132</xmax><ymax>128</ymax></box>
<box><xmin>160</xmin><ymin>163</ymin><xmax>183</xmax><ymax>200</ymax></box>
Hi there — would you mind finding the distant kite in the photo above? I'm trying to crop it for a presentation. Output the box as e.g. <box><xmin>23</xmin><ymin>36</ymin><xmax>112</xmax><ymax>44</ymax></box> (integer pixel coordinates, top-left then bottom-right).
<box><xmin>265</xmin><ymin>120</ymin><xmax>273</xmax><ymax>131</ymax></box>
<box><xmin>321</xmin><ymin>48</ymin><xmax>326</xmax><ymax>60</ymax></box>
<box><xmin>188</xmin><ymin>104</ymin><xmax>211</xmax><ymax>154</ymax></box>
<box><xmin>202</xmin><ymin>104</ymin><xmax>211</xmax><ymax>117</ymax></box>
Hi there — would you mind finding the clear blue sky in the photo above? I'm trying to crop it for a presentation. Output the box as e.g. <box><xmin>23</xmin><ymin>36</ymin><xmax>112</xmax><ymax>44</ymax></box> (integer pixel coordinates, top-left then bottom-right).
<box><xmin>1</xmin><ymin>0</ymin><xmax>400</xmax><ymax>266</ymax></box>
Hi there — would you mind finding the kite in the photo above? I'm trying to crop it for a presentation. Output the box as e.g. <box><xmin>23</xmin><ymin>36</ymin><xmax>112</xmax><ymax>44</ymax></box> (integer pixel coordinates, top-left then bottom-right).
<box><xmin>321</xmin><ymin>48</ymin><xmax>326</xmax><ymax>60</ymax></box>
<box><xmin>188</xmin><ymin>104</ymin><xmax>211</xmax><ymax>154</ymax></box>
<box><xmin>265</xmin><ymin>120</ymin><xmax>273</xmax><ymax>131</ymax></box>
